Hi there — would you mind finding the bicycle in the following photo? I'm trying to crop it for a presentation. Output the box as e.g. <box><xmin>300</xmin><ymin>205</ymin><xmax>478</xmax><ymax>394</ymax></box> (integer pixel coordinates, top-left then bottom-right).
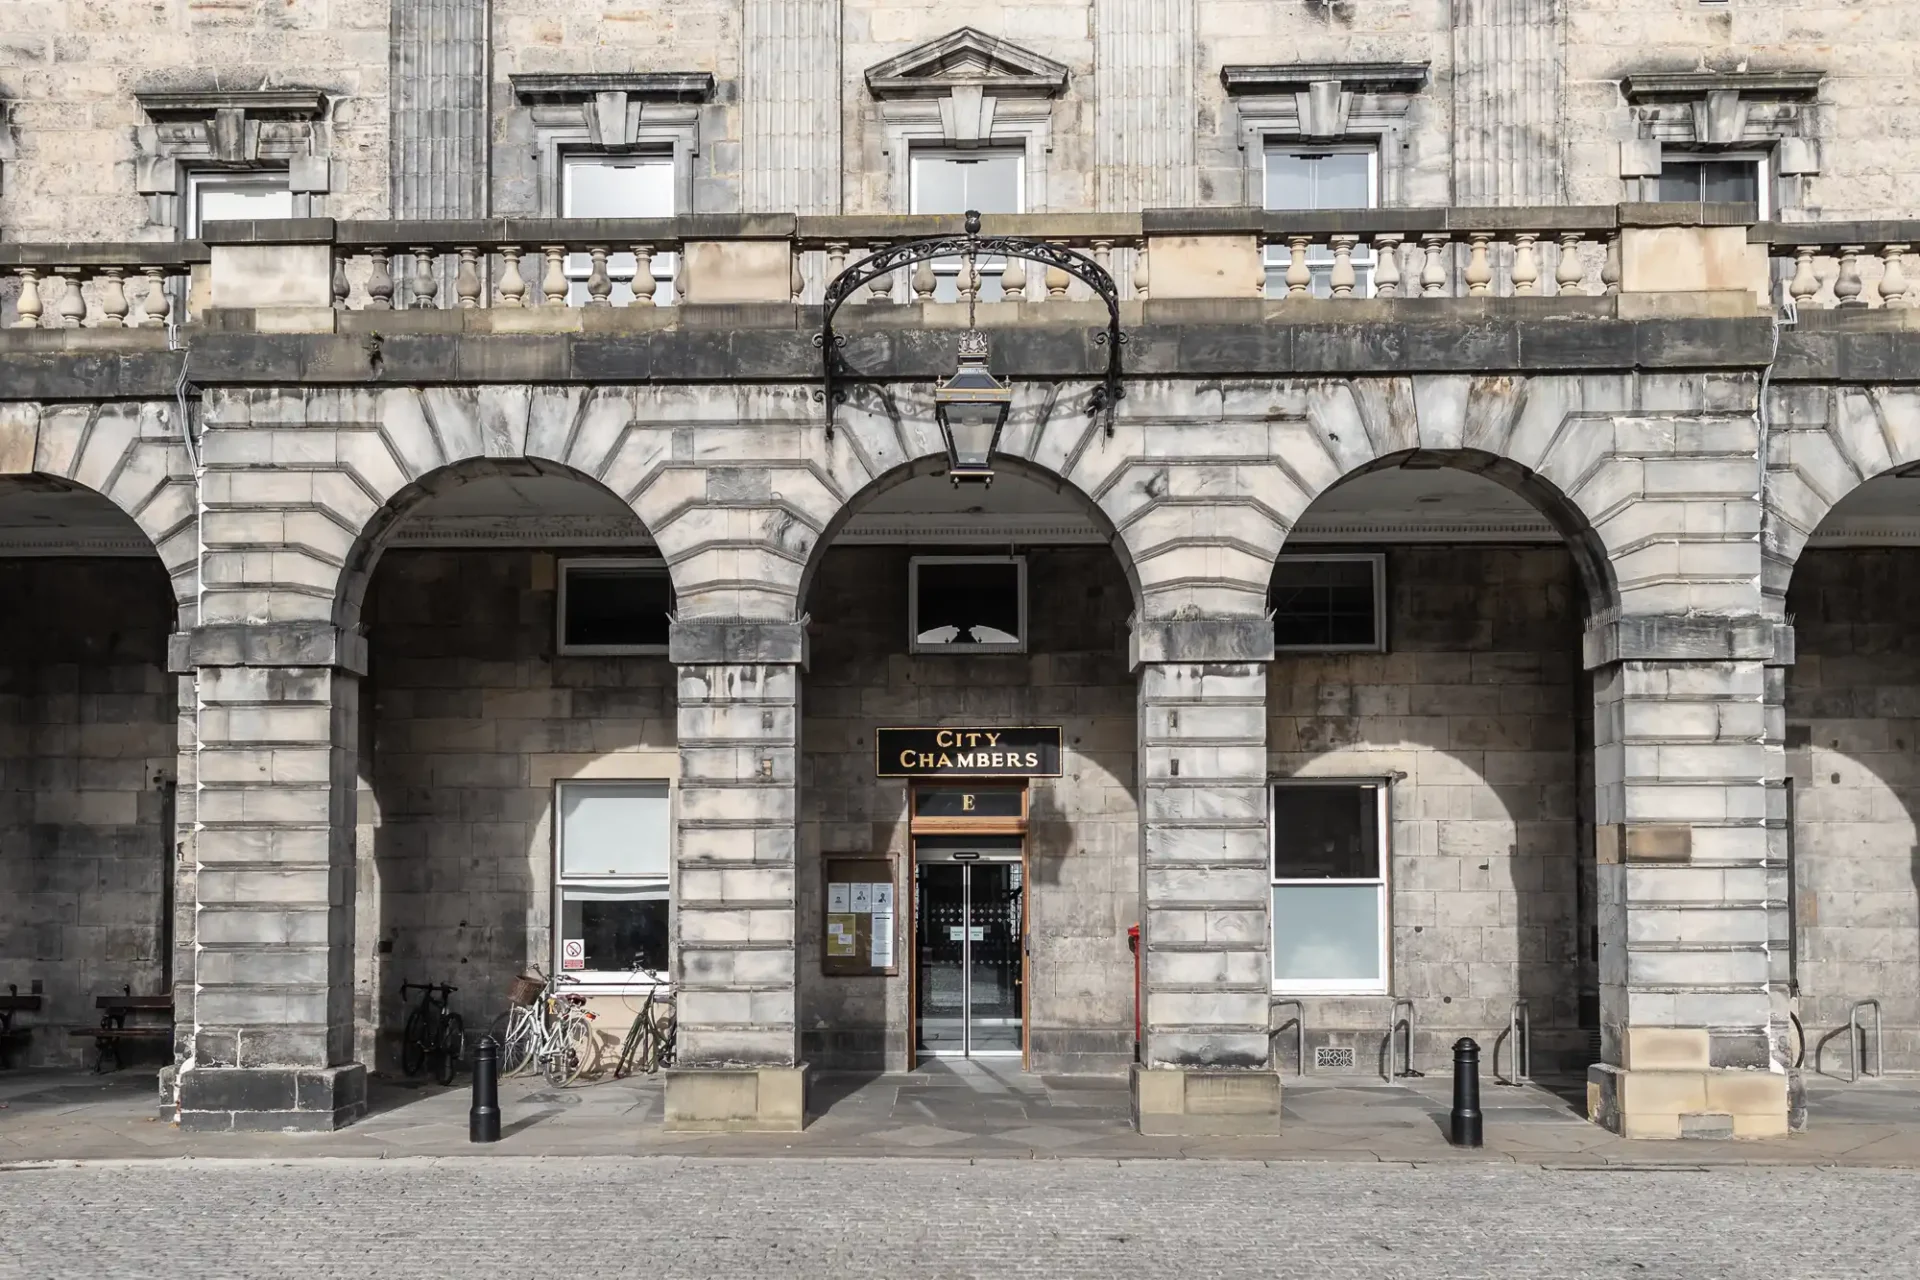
<box><xmin>614</xmin><ymin>984</ymin><xmax>676</xmax><ymax>1078</ymax></box>
<box><xmin>534</xmin><ymin>976</ymin><xmax>599</xmax><ymax>1087</ymax></box>
<box><xmin>488</xmin><ymin>968</ymin><xmax>548</xmax><ymax>1078</ymax></box>
<box><xmin>399</xmin><ymin>981</ymin><xmax>464</xmax><ymax>1085</ymax></box>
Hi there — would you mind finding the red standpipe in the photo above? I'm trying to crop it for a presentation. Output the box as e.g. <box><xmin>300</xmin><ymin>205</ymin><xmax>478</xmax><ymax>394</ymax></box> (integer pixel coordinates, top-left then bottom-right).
<box><xmin>1127</xmin><ymin>923</ymin><xmax>1141</xmax><ymax>1062</ymax></box>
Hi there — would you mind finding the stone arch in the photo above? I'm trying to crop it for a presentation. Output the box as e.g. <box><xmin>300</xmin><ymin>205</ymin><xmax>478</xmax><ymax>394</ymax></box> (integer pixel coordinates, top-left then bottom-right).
<box><xmin>0</xmin><ymin>402</ymin><xmax>198</xmax><ymax>618</ymax></box>
<box><xmin>1764</xmin><ymin>384</ymin><xmax>1920</xmax><ymax>608</ymax></box>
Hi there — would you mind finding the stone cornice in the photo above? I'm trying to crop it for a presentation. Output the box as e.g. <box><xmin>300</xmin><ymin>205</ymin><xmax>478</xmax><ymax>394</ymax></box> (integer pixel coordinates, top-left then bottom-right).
<box><xmin>865</xmin><ymin>27</ymin><xmax>1071</xmax><ymax>99</ymax></box>
<box><xmin>1620</xmin><ymin>71</ymin><xmax>1823</xmax><ymax>102</ymax></box>
<box><xmin>508</xmin><ymin>73</ymin><xmax>716</xmax><ymax>104</ymax></box>
<box><xmin>1221</xmin><ymin>62</ymin><xmax>1431</xmax><ymax>96</ymax></box>
<box><xmin>135</xmin><ymin>89</ymin><xmax>329</xmax><ymax>120</ymax></box>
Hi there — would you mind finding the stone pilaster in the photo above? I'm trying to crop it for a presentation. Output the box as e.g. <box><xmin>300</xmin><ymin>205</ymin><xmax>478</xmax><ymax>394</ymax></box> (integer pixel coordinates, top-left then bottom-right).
<box><xmin>1451</xmin><ymin>0</ymin><xmax>1566</xmax><ymax>205</ymax></box>
<box><xmin>171</xmin><ymin>622</ymin><xmax>366</xmax><ymax>1132</ymax></box>
<box><xmin>1129</xmin><ymin>619</ymin><xmax>1278</xmax><ymax>1135</ymax></box>
<box><xmin>1584</xmin><ymin>615</ymin><xmax>1793</xmax><ymax>1140</ymax></box>
<box><xmin>744</xmin><ymin>0</ymin><xmax>842</xmax><ymax>214</ymax></box>
<box><xmin>663</xmin><ymin>621</ymin><xmax>805</xmax><ymax>1131</ymax></box>
<box><xmin>1094</xmin><ymin>0</ymin><xmax>1197</xmax><ymax>209</ymax></box>
<box><xmin>391</xmin><ymin>0</ymin><xmax>489</xmax><ymax>219</ymax></box>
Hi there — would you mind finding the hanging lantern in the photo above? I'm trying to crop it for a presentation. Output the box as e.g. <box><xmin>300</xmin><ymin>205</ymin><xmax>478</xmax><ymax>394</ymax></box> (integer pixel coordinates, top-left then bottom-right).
<box><xmin>932</xmin><ymin>328</ymin><xmax>1011</xmax><ymax>486</ymax></box>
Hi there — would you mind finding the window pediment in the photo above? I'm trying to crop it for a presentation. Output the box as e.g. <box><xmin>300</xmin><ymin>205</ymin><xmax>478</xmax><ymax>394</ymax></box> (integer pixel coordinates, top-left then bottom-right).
<box><xmin>132</xmin><ymin>87</ymin><xmax>332</xmax><ymax>229</ymax></box>
<box><xmin>865</xmin><ymin>28</ymin><xmax>1070</xmax><ymax>100</ymax></box>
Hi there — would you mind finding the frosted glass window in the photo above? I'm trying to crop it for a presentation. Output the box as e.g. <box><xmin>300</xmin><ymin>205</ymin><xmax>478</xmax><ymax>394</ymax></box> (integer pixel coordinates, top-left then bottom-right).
<box><xmin>1272</xmin><ymin>884</ymin><xmax>1384</xmax><ymax>984</ymax></box>
<box><xmin>910</xmin><ymin>149</ymin><xmax>1023</xmax><ymax>301</ymax></box>
<box><xmin>560</xmin><ymin>154</ymin><xmax>676</xmax><ymax>304</ymax></box>
<box><xmin>187</xmin><ymin>175</ymin><xmax>293</xmax><ymax>237</ymax></box>
<box><xmin>1262</xmin><ymin>147</ymin><xmax>1378</xmax><ymax>298</ymax></box>
<box><xmin>559</xmin><ymin>782</ymin><xmax>671</xmax><ymax>877</ymax></box>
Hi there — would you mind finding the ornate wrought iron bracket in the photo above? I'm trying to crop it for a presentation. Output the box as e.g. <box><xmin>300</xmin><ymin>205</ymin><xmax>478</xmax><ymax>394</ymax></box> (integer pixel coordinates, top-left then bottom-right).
<box><xmin>815</xmin><ymin>209</ymin><xmax>1124</xmax><ymax>441</ymax></box>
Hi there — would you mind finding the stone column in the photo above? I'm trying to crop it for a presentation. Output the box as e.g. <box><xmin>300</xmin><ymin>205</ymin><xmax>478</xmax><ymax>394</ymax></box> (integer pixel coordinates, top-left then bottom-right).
<box><xmin>1093</xmin><ymin>0</ymin><xmax>1198</xmax><ymax>209</ymax></box>
<box><xmin>1584</xmin><ymin>616</ymin><xmax>1794</xmax><ymax>1140</ymax></box>
<box><xmin>391</xmin><ymin>0</ymin><xmax>488</xmax><ymax>219</ymax></box>
<box><xmin>743</xmin><ymin>0</ymin><xmax>842</xmax><ymax>214</ymax></box>
<box><xmin>1128</xmin><ymin>619</ymin><xmax>1279</xmax><ymax>1135</ymax></box>
<box><xmin>662</xmin><ymin>621</ymin><xmax>806</xmax><ymax>1131</ymax></box>
<box><xmin>1451</xmin><ymin>0</ymin><xmax>1566</xmax><ymax>205</ymax></box>
<box><xmin>171</xmin><ymin>623</ymin><xmax>366</xmax><ymax>1132</ymax></box>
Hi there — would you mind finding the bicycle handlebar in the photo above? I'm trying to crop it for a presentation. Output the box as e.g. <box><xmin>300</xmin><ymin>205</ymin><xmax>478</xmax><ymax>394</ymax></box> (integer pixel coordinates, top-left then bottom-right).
<box><xmin>399</xmin><ymin>981</ymin><xmax>457</xmax><ymax>997</ymax></box>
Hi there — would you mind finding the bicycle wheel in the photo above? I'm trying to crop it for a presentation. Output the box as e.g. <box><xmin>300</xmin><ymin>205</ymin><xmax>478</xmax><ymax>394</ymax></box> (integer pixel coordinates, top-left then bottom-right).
<box><xmin>541</xmin><ymin>1014</ymin><xmax>594</xmax><ymax>1088</ymax></box>
<box><xmin>491</xmin><ymin>1008</ymin><xmax>537</xmax><ymax>1077</ymax></box>
<box><xmin>400</xmin><ymin>1005</ymin><xmax>429</xmax><ymax>1077</ymax></box>
<box><xmin>653</xmin><ymin>1010</ymin><xmax>676</xmax><ymax>1071</ymax></box>
<box><xmin>434</xmin><ymin>1012</ymin><xmax>465</xmax><ymax>1085</ymax></box>
<box><xmin>614</xmin><ymin>1009</ymin><xmax>650</xmax><ymax>1080</ymax></box>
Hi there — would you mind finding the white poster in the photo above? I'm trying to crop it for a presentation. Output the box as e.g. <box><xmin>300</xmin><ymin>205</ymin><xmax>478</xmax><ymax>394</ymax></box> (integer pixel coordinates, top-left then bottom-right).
<box><xmin>827</xmin><ymin>883</ymin><xmax>851</xmax><ymax>913</ymax></box>
<box><xmin>869</xmin><ymin>910</ymin><xmax>894</xmax><ymax>968</ymax></box>
<box><xmin>851</xmin><ymin>882</ymin><xmax>873</xmax><ymax>913</ymax></box>
<box><xmin>873</xmin><ymin>883</ymin><xmax>895</xmax><ymax>913</ymax></box>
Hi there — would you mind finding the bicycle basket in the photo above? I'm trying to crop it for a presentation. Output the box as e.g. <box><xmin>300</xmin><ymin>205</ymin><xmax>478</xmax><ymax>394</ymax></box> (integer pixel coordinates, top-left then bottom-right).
<box><xmin>506</xmin><ymin>973</ymin><xmax>544</xmax><ymax>1007</ymax></box>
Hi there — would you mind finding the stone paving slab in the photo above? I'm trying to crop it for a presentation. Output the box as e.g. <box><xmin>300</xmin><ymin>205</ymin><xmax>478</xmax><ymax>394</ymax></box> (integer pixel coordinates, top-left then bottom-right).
<box><xmin>5</xmin><ymin>1064</ymin><xmax>1920</xmax><ymax>1167</ymax></box>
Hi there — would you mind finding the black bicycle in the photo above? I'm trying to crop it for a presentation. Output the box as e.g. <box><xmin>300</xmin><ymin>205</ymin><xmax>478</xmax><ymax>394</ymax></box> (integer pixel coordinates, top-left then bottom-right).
<box><xmin>614</xmin><ymin>984</ymin><xmax>676</xmax><ymax>1078</ymax></box>
<box><xmin>400</xmin><ymin>981</ymin><xmax>464</xmax><ymax>1085</ymax></box>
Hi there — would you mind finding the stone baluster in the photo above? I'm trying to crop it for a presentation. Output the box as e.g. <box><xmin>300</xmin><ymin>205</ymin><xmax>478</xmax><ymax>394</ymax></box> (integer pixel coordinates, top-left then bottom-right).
<box><xmin>1556</xmin><ymin>232</ymin><xmax>1585</xmax><ymax>296</ymax></box>
<box><xmin>1833</xmin><ymin>245</ymin><xmax>1866</xmax><ymax>308</ymax></box>
<box><xmin>142</xmin><ymin>268</ymin><xmax>171</xmax><ymax>328</ymax></box>
<box><xmin>99</xmin><ymin>268</ymin><xmax>129</xmax><ymax>327</ymax></box>
<box><xmin>1132</xmin><ymin>244</ymin><xmax>1150</xmax><ymax>300</ymax></box>
<box><xmin>1786</xmin><ymin>246</ymin><xmax>1820</xmax><ymax>309</ymax></box>
<box><xmin>1092</xmin><ymin>239</ymin><xmax>1114</xmax><ymax>299</ymax></box>
<box><xmin>497</xmin><ymin>246</ymin><xmax>527</xmax><ymax>307</ymax></box>
<box><xmin>331</xmin><ymin>254</ymin><xmax>350</xmax><ymax>310</ymax></box>
<box><xmin>1419</xmin><ymin>234</ymin><xmax>1450</xmax><ymax>297</ymax></box>
<box><xmin>1002</xmin><ymin>255</ymin><xmax>1027</xmax><ymax>303</ymax></box>
<box><xmin>631</xmin><ymin>245</ymin><xmax>657</xmax><ymax>306</ymax></box>
<box><xmin>55</xmin><ymin>269</ymin><xmax>88</xmax><ymax>327</ymax></box>
<box><xmin>1283</xmin><ymin>235</ymin><xmax>1311</xmax><ymax>298</ymax></box>
<box><xmin>1464</xmin><ymin>233</ymin><xmax>1494</xmax><ymax>296</ymax></box>
<box><xmin>1602</xmin><ymin>234</ymin><xmax>1621</xmax><ymax>295</ymax></box>
<box><xmin>129</xmin><ymin>271</ymin><xmax>153</xmax><ymax>327</ymax></box>
<box><xmin>912</xmin><ymin>257</ymin><xmax>936</xmax><ymax>303</ymax></box>
<box><xmin>790</xmin><ymin>249</ymin><xmax>805</xmax><ymax>303</ymax></box>
<box><xmin>540</xmin><ymin>245</ymin><xmax>567</xmax><ymax>307</ymax></box>
<box><xmin>1044</xmin><ymin>254</ymin><xmax>1069</xmax><ymax>300</ymax></box>
<box><xmin>672</xmin><ymin>251</ymin><xmax>689</xmax><ymax>304</ymax></box>
<box><xmin>585</xmin><ymin>247</ymin><xmax>613</xmax><ymax>307</ymax></box>
<box><xmin>12</xmin><ymin>268</ymin><xmax>42</xmax><ymax>328</ymax></box>
<box><xmin>825</xmin><ymin>242</ymin><xmax>847</xmax><ymax>297</ymax></box>
<box><xmin>1372</xmin><ymin>234</ymin><xmax>1402</xmax><ymax>298</ymax></box>
<box><xmin>1879</xmin><ymin>244</ymin><xmax>1911</xmax><ymax>309</ymax></box>
<box><xmin>1512</xmin><ymin>233</ymin><xmax>1540</xmax><ymax>296</ymax></box>
<box><xmin>455</xmin><ymin>247</ymin><xmax>482</xmax><ymax>308</ymax></box>
<box><xmin>408</xmin><ymin>248</ymin><xmax>440</xmax><ymax>310</ymax></box>
<box><xmin>866</xmin><ymin>243</ymin><xmax>894</xmax><ymax>304</ymax></box>
<box><xmin>366</xmin><ymin>250</ymin><xmax>395</xmax><ymax>310</ymax></box>
<box><xmin>1328</xmin><ymin>235</ymin><xmax>1358</xmax><ymax>300</ymax></box>
<box><xmin>957</xmin><ymin>258</ymin><xmax>979</xmax><ymax>304</ymax></box>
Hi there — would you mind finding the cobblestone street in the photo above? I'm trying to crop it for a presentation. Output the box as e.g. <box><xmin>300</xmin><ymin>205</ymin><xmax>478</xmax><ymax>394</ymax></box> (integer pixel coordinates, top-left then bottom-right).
<box><xmin>1</xmin><ymin>1158</ymin><xmax>1916</xmax><ymax>1279</ymax></box>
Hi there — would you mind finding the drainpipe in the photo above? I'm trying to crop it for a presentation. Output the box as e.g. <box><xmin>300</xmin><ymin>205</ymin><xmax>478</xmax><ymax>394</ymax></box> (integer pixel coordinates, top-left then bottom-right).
<box><xmin>1127</xmin><ymin>922</ymin><xmax>1141</xmax><ymax>1063</ymax></box>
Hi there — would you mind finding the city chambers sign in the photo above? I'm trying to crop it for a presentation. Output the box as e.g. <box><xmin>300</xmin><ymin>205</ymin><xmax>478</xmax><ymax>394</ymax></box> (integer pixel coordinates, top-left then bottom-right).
<box><xmin>876</xmin><ymin>727</ymin><xmax>1062</xmax><ymax>778</ymax></box>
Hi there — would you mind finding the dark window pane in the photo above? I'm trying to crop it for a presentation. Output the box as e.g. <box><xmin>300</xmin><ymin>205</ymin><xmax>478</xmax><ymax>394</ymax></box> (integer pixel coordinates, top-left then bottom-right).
<box><xmin>1272</xmin><ymin>785</ymin><xmax>1379</xmax><ymax>880</ymax></box>
<box><xmin>564</xmin><ymin>565</ymin><xmax>672</xmax><ymax>648</ymax></box>
<box><xmin>1659</xmin><ymin>159</ymin><xmax>1758</xmax><ymax>207</ymax></box>
<box><xmin>915</xmin><ymin>560</ymin><xmax>1022</xmax><ymax>646</ymax></box>
<box><xmin>561</xmin><ymin>888</ymin><xmax>668</xmax><ymax>974</ymax></box>
<box><xmin>1270</xmin><ymin>558</ymin><xmax>1377</xmax><ymax>648</ymax></box>
<box><xmin>1658</xmin><ymin>162</ymin><xmax>1704</xmax><ymax>203</ymax></box>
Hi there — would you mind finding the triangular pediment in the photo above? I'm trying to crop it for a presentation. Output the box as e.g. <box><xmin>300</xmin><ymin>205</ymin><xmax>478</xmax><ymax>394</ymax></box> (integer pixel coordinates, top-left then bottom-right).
<box><xmin>866</xmin><ymin>28</ymin><xmax>1070</xmax><ymax>99</ymax></box>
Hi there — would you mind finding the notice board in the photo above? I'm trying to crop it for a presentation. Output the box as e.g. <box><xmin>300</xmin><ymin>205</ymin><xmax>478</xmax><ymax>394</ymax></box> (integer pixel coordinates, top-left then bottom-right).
<box><xmin>821</xmin><ymin>855</ymin><xmax>899</xmax><ymax>977</ymax></box>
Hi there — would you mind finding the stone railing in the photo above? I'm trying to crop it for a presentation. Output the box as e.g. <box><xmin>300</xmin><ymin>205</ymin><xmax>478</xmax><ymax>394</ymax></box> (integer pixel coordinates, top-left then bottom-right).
<box><xmin>20</xmin><ymin>205</ymin><xmax>1920</xmax><ymax>330</ymax></box>
<box><xmin>0</xmin><ymin>242</ymin><xmax>205</xmax><ymax>329</ymax></box>
<box><xmin>1753</xmin><ymin>221</ymin><xmax>1920</xmax><ymax>310</ymax></box>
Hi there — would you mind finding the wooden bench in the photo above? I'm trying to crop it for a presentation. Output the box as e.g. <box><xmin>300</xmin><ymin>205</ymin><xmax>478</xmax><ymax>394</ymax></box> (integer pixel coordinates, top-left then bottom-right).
<box><xmin>69</xmin><ymin>988</ymin><xmax>174</xmax><ymax>1073</ymax></box>
<box><xmin>0</xmin><ymin>984</ymin><xmax>42</xmax><ymax>1069</ymax></box>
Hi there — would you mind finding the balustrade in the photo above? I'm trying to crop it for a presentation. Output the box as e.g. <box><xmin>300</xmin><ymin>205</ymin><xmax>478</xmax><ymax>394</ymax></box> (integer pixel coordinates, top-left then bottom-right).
<box><xmin>1</xmin><ymin>249</ymin><xmax>199</xmax><ymax>329</ymax></box>
<box><xmin>1770</xmin><ymin>230</ymin><xmax>1920</xmax><ymax>310</ymax></box>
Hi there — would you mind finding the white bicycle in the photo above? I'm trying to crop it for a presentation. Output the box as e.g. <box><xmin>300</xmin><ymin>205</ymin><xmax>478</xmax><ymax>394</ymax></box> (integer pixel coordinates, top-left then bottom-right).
<box><xmin>489</xmin><ymin>968</ymin><xmax>598</xmax><ymax>1086</ymax></box>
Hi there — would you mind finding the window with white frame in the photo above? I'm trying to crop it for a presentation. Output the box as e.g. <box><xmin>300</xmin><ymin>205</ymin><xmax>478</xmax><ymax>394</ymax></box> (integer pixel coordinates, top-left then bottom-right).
<box><xmin>561</xmin><ymin>153</ymin><xmax>676</xmax><ymax>305</ymax></box>
<box><xmin>1263</xmin><ymin>146</ymin><xmax>1378</xmax><ymax>298</ymax></box>
<box><xmin>910</xmin><ymin>149</ymin><xmax>1024</xmax><ymax>302</ymax></box>
<box><xmin>909</xmin><ymin>555</ymin><xmax>1026</xmax><ymax>653</ymax></box>
<box><xmin>556</xmin><ymin>780</ymin><xmax>671</xmax><ymax>985</ymax></box>
<box><xmin>1657</xmin><ymin>152</ymin><xmax>1769</xmax><ymax>218</ymax></box>
<box><xmin>557</xmin><ymin>559</ymin><xmax>673</xmax><ymax>655</ymax></box>
<box><xmin>1270</xmin><ymin>554</ymin><xmax>1385</xmax><ymax>651</ymax></box>
<box><xmin>185</xmin><ymin>171</ymin><xmax>293</xmax><ymax>238</ymax></box>
<box><xmin>1271</xmin><ymin>781</ymin><xmax>1390</xmax><ymax>994</ymax></box>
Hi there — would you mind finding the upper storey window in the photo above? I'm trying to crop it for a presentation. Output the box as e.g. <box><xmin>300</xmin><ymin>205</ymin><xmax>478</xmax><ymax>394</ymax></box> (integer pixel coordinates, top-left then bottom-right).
<box><xmin>560</xmin><ymin>153</ymin><xmax>676</xmax><ymax>304</ymax></box>
<box><xmin>1619</xmin><ymin>72</ymin><xmax>1823</xmax><ymax>219</ymax></box>
<box><xmin>910</xmin><ymin>149</ymin><xmax>1023</xmax><ymax>302</ymax></box>
<box><xmin>1263</xmin><ymin>146</ymin><xmax>1378</xmax><ymax>298</ymax></box>
<box><xmin>1656</xmin><ymin>154</ymin><xmax>1767</xmax><ymax>218</ymax></box>
<box><xmin>186</xmin><ymin>172</ymin><xmax>293</xmax><ymax>238</ymax></box>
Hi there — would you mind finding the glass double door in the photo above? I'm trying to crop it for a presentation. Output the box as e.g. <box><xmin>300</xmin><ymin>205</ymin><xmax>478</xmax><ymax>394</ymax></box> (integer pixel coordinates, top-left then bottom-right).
<box><xmin>915</xmin><ymin>855</ymin><xmax>1024</xmax><ymax>1057</ymax></box>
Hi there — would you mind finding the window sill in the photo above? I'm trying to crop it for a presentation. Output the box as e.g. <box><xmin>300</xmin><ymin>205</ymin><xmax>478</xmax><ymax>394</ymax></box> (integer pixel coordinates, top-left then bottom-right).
<box><xmin>1271</xmin><ymin>984</ymin><xmax>1390</xmax><ymax>997</ymax></box>
<box><xmin>555</xmin><ymin>644</ymin><xmax>670</xmax><ymax>657</ymax></box>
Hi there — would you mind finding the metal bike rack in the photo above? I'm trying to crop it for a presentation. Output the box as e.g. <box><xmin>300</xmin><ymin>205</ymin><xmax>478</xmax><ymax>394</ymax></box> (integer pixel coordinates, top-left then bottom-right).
<box><xmin>1847</xmin><ymin>998</ymin><xmax>1884</xmax><ymax>1082</ymax></box>
<box><xmin>1495</xmin><ymin>998</ymin><xmax>1532</xmax><ymax>1086</ymax></box>
<box><xmin>1387</xmin><ymin>998</ymin><xmax>1422</xmax><ymax>1080</ymax></box>
<box><xmin>1271</xmin><ymin>998</ymin><xmax>1306</xmax><ymax>1077</ymax></box>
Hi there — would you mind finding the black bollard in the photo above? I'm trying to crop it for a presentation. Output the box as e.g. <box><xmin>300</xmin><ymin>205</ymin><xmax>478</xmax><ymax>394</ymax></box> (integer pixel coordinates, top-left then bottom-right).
<box><xmin>1450</xmin><ymin>1036</ymin><xmax>1483</xmax><ymax>1148</ymax></box>
<box><xmin>470</xmin><ymin>1035</ymin><xmax>501</xmax><ymax>1143</ymax></box>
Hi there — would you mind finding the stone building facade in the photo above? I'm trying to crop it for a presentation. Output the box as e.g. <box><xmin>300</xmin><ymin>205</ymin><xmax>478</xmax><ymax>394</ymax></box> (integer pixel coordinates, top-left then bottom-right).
<box><xmin>0</xmin><ymin>2</ymin><xmax>1918</xmax><ymax>1141</ymax></box>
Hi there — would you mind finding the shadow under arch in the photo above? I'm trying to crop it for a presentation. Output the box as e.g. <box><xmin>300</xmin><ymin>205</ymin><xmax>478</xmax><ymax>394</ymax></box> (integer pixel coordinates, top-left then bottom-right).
<box><xmin>1318</xmin><ymin>447</ymin><xmax>1620</xmax><ymax>623</ymax></box>
<box><xmin>795</xmin><ymin>453</ymin><xmax>1145</xmax><ymax>623</ymax></box>
<box><xmin>331</xmin><ymin>456</ymin><xmax>659</xmax><ymax>631</ymax></box>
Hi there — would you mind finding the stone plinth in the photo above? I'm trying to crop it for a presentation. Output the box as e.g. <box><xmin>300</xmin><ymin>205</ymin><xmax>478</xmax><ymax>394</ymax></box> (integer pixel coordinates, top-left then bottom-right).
<box><xmin>1130</xmin><ymin>1065</ymin><xmax>1282</xmax><ymax>1136</ymax></box>
<box><xmin>664</xmin><ymin>1065</ymin><xmax>809</xmax><ymax>1132</ymax></box>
